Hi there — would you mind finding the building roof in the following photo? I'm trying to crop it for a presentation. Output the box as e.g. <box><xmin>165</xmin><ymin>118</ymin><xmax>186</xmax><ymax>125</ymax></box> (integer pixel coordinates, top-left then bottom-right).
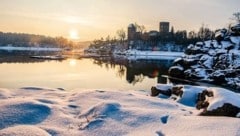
<box><xmin>128</xmin><ymin>24</ymin><xmax>135</xmax><ymax>28</ymax></box>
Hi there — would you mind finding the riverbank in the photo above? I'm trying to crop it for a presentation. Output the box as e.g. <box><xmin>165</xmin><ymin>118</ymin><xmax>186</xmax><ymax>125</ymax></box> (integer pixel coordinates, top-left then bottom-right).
<box><xmin>0</xmin><ymin>46</ymin><xmax>63</xmax><ymax>51</ymax></box>
<box><xmin>0</xmin><ymin>86</ymin><xmax>239</xmax><ymax>136</ymax></box>
<box><xmin>83</xmin><ymin>49</ymin><xmax>184</xmax><ymax>60</ymax></box>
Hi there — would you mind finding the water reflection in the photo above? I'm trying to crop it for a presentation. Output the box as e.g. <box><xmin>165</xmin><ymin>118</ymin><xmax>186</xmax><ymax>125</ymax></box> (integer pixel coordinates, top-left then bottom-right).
<box><xmin>0</xmin><ymin>50</ymin><xmax>61</xmax><ymax>63</ymax></box>
<box><xmin>91</xmin><ymin>56</ymin><xmax>173</xmax><ymax>85</ymax></box>
<box><xmin>0</xmin><ymin>50</ymin><xmax>175</xmax><ymax>90</ymax></box>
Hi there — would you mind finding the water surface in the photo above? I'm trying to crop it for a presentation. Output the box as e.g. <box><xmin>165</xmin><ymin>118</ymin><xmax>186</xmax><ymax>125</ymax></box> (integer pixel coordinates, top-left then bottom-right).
<box><xmin>0</xmin><ymin>51</ymin><xmax>174</xmax><ymax>91</ymax></box>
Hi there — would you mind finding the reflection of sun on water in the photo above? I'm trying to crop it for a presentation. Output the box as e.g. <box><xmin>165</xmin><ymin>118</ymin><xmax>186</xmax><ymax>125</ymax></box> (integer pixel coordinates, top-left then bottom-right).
<box><xmin>69</xmin><ymin>59</ymin><xmax>77</xmax><ymax>67</ymax></box>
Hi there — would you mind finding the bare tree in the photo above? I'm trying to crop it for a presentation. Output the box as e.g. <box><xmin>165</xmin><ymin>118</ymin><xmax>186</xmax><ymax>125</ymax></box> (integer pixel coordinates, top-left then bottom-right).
<box><xmin>116</xmin><ymin>29</ymin><xmax>126</xmax><ymax>44</ymax></box>
<box><xmin>198</xmin><ymin>23</ymin><xmax>213</xmax><ymax>41</ymax></box>
<box><xmin>232</xmin><ymin>12</ymin><xmax>240</xmax><ymax>24</ymax></box>
<box><xmin>134</xmin><ymin>22</ymin><xmax>145</xmax><ymax>34</ymax></box>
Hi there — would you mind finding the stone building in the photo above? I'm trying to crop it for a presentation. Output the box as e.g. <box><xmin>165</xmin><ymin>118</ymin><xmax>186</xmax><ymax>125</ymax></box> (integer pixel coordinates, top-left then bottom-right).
<box><xmin>159</xmin><ymin>22</ymin><xmax>170</xmax><ymax>33</ymax></box>
<box><xmin>128</xmin><ymin>24</ymin><xmax>137</xmax><ymax>41</ymax></box>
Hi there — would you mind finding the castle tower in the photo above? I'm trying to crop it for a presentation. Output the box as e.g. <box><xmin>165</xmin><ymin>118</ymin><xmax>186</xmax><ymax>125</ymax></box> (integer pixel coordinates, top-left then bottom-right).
<box><xmin>159</xmin><ymin>22</ymin><xmax>170</xmax><ymax>33</ymax></box>
<box><xmin>128</xmin><ymin>24</ymin><xmax>136</xmax><ymax>41</ymax></box>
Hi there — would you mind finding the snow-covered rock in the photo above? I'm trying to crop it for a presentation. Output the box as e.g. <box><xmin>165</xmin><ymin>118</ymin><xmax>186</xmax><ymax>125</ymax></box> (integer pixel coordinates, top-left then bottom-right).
<box><xmin>152</xmin><ymin>84</ymin><xmax>240</xmax><ymax>117</ymax></box>
<box><xmin>170</xmin><ymin>24</ymin><xmax>240</xmax><ymax>90</ymax></box>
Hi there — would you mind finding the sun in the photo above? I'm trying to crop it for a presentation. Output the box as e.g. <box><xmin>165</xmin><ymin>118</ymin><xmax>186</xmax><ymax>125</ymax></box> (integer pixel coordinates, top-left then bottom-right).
<box><xmin>69</xmin><ymin>59</ymin><xmax>77</xmax><ymax>67</ymax></box>
<box><xmin>69</xmin><ymin>29</ymin><xmax>79</xmax><ymax>40</ymax></box>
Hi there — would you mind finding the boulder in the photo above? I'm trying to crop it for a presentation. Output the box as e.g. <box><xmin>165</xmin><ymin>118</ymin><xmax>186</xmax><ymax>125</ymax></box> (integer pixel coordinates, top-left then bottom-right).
<box><xmin>172</xmin><ymin>86</ymin><xmax>184</xmax><ymax>97</ymax></box>
<box><xmin>151</xmin><ymin>85</ymin><xmax>183</xmax><ymax>97</ymax></box>
<box><xmin>231</xmin><ymin>24</ymin><xmax>240</xmax><ymax>36</ymax></box>
<box><xmin>215</xmin><ymin>29</ymin><xmax>227</xmax><ymax>42</ymax></box>
<box><xmin>173</xmin><ymin>58</ymin><xmax>184</xmax><ymax>66</ymax></box>
<box><xmin>200</xmin><ymin>103</ymin><xmax>240</xmax><ymax>117</ymax></box>
<box><xmin>196</xmin><ymin>90</ymin><xmax>214</xmax><ymax>110</ymax></box>
<box><xmin>209</xmin><ymin>71</ymin><xmax>226</xmax><ymax>84</ymax></box>
<box><xmin>151</xmin><ymin>86</ymin><xmax>171</xmax><ymax>97</ymax></box>
<box><xmin>199</xmin><ymin>55</ymin><xmax>214</xmax><ymax>69</ymax></box>
<box><xmin>168</xmin><ymin>66</ymin><xmax>184</xmax><ymax>78</ymax></box>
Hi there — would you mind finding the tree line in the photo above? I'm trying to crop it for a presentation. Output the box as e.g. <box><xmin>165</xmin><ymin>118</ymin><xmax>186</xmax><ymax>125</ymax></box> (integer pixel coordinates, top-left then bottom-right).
<box><xmin>0</xmin><ymin>32</ymin><xmax>74</xmax><ymax>48</ymax></box>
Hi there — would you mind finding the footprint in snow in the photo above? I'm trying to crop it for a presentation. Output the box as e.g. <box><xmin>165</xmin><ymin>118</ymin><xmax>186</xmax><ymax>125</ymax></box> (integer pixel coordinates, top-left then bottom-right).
<box><xmin>160</xmin><ymin>115</ymin><xmax>169</xmax><ymax>124</ymax></box>
<box><xmin>156</xmin><ymin>130</ymin><xmax>165</xmax><ymax>136</ymax></box>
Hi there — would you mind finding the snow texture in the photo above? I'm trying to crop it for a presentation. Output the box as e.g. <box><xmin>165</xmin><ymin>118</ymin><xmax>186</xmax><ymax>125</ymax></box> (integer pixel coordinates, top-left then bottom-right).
<box><xmin>0</xmin><ymin>87</ymin><xmax>240</xmax><ymax>135</ymax></box>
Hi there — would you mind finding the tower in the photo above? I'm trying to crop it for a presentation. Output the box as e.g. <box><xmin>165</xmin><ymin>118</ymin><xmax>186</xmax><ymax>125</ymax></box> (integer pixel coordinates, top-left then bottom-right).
<box><xmin>128</xmin><ymin>24</ymin><xmax>136</xmax><ymax>41</ymax></box>
<box><xmin>159</xmin><ymin>22</ymin><xmax>170</xmax><ymax>33</ymax></box>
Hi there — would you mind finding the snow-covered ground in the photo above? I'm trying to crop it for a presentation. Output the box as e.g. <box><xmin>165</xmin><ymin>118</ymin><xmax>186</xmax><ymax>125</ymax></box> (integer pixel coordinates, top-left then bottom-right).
<box><xmin>0</xmin><ymin>46</ymin><xmax>62</xmax><ymax>51</ymax></box>
<box><xmin>114</xmin><ymin>49</ymin><xmax>184</xmax><ymax>60</ymax></box>
<box><xmin>0</xmin><ymin>86</ymin><xmax>240</xmax><ymax>136</ymax></box>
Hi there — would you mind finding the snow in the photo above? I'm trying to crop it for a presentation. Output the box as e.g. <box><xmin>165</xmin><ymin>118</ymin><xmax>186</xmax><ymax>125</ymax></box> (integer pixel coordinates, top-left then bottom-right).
<box><xmin>230</xmin><ymin>36</ymin><xmax>240</xmax><ymax>44</ymax></box>
<box><xmin>125</xmin><ymin>49</ymin><xmax>184</xmax><ymax>57</ymax></box>
<box><xmin>156</xmin><ymin>83</ymin><xmax>173</xmax><ymax>91</ymax></box>
<box><xmin>0</xmin><ymin>46</ymin><xmax>62</xmax><ymax>51</ymax></box>
<box><xmin>114</xmin><ymin>49</ymin><xmax>184</xmax><ymax>60</ymax></box>
<box><xmin>0</xmin><ymin>86</ymin><xmax>240</xmax><ymax>135</ymax></box>
<box><xmin>207</xmin><ymin>87</ymin><xmax>240</xmax><ymax>111</ymax></box>
<box><xmin>0</xmin><ymin>125</ymin><xmax>50</xmax><ymax>136</ymax></box>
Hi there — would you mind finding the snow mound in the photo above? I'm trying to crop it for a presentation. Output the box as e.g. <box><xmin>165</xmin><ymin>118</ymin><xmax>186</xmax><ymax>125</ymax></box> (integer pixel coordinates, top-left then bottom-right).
<box><xmin>0</xmin><ymin>102</ymin><xmax>51</xmax><ymax>129</ymax></box>
<box><xmin>163</xmin><ymin>116</ymin><xmax>240</xmax><ymax>136</ymax></box>
<box><xmin>78</xmin><ymin>101</ymin><xmax>121</xmax><ymax>130</ymax></box>
<box><xmin>152</xmin><ymin>84</ymin><xmax>240</xmax><ymax>117</ymax></box>
<box><xmin>79</xmin><ymin>101</ymin><xmax>121</xmax><ymax>118</ymax></box>
<box><xmin>208</xmin><ymin>87</ymin><xmax>240</xmax><ymax>110</ymax></box>
<box><xmin>0</xmin><ymin>125</ymin><xmax>50</xmax><ymax>136</ymax></box>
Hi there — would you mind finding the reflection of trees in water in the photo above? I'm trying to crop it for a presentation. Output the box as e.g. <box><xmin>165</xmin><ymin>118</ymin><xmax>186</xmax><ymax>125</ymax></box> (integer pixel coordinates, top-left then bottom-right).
<box><xmin>91</xmin><ymin>56</ymin><xmax>173</xmax><ymax>85</ymax></box>
<box><xmin>0</xmin><ymin>50</ymin><xmax>61</xmax><ymax>63</ymax></box>
<box><xmin>128</xmin><ymin>74</ymin><xmax>144</xmax><ymax>85</ymax></box>
<box><xmin>92</xmin><ymin>57</ymin><xmax>126</xmax><ymax>79</ymax></box>
<box><xmin>116</xmin><ymin>65</ymin><xmax>125</xmax><ymax>79</ymax></box>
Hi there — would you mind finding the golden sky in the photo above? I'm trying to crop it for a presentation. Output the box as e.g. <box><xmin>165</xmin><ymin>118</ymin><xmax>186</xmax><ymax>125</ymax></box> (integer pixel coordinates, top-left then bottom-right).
<box><xmin>0</xmin><ymin>0</ymin><xmax>239</xmax><ymax>41</ymax></box>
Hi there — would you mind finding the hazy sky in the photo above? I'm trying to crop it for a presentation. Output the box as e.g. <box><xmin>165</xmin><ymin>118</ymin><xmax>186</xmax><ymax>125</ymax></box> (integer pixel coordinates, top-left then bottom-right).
<box><xmin>0</xmin><ymin>0</ymin><xmax>239</xmax><ymax>41</ymax></box>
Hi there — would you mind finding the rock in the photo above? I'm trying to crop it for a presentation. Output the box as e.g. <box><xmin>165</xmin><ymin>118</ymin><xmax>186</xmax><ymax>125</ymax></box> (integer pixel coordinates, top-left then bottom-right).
<box><xmin>150</xmin><ymin>86</ymin><xmax>171</xmax><ymax>97</ymax></box>
<box><xmin>196</xmin><ymin>90</ymin><xmax>214</xmax><ymax>110</ymax></box>
<box><xmin>209</xmin><ymin>71</ymin><xmax>226</xmax><ymax>84</ymax></box>
<box><xmin>232</xmin><ymin>53</ymin><xmax>240</xmax><ymax>69</ymax></box>
<box><xmin>151</xmin><ymin>85</ymin><xmax>183</xmax><ymax>98</ymax></box>
<box><xmin>196</xmin><ymin>101</ymin><xmax>209</xmax><ymax>110</ymax></box>
<box><xmin>151</xmin><ymin>86</ymin><xmax>160</xmax><ymax>96</ymax></box>
<box><xmin>215</xmin><ymin>29</ymin><xmax>227</xmax><ymax>42</ymax></box>
<box><xmin>195</xmin><ymin>42</ymin><xmax>205</xmax><ymax>48</ymax></box>
<box><xmin>200</xmin><ymin>103</ymin><xmax>240</xmax><ymax>117</ymax></box>
<box><xmin>225</xmin><ymin>69</ymin><xmax>240</xmax><ymax>77</ymax></box>
<box><xmin>173</xmin><ymin>58</ymin><xmax>184</xmax><ymax>66</ymax></box>
<box><xmin>214</xmin><ymin>53</ymin><xmax>231</xmax><ymax>69</ymax></box>
<box><xmin>231</xmin><ymin>24</ymin><xmax>240</xmax><ymax>36</ymax></box>
<box><xmin>172</xmin><ymin>86</ymin><xmax>184</xmax><ymax>97</ymax></box>
<box><xmin>183</xmin><ymin>59</ymin><xmax>199</xmax><ymax>67</ymax></box>
<box><xmin>169</xmin><ymin>25</ymin><xmax>240</xmax><ymax>90</ymax></box>
<box><xmin>199</xmin><ymin>55</ymin><xmax>214</xmax><ymax>69</ymax></box>
<box><xmin>168</xmin><ymin>66</ymin><xmax>184</xmax><ymax>78</ymax></box>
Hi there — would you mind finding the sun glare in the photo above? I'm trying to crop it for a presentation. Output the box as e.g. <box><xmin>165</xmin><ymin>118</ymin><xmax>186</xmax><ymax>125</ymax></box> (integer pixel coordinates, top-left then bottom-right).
<box><xmin>69</xmin><ymin>29</ymin><xmax>79</xmax><ymax>40</ymax></box>
<box><xmin>69</xmin><ymin>59</ymin><xmax>77</xmax><ymax>67</ymax></box>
